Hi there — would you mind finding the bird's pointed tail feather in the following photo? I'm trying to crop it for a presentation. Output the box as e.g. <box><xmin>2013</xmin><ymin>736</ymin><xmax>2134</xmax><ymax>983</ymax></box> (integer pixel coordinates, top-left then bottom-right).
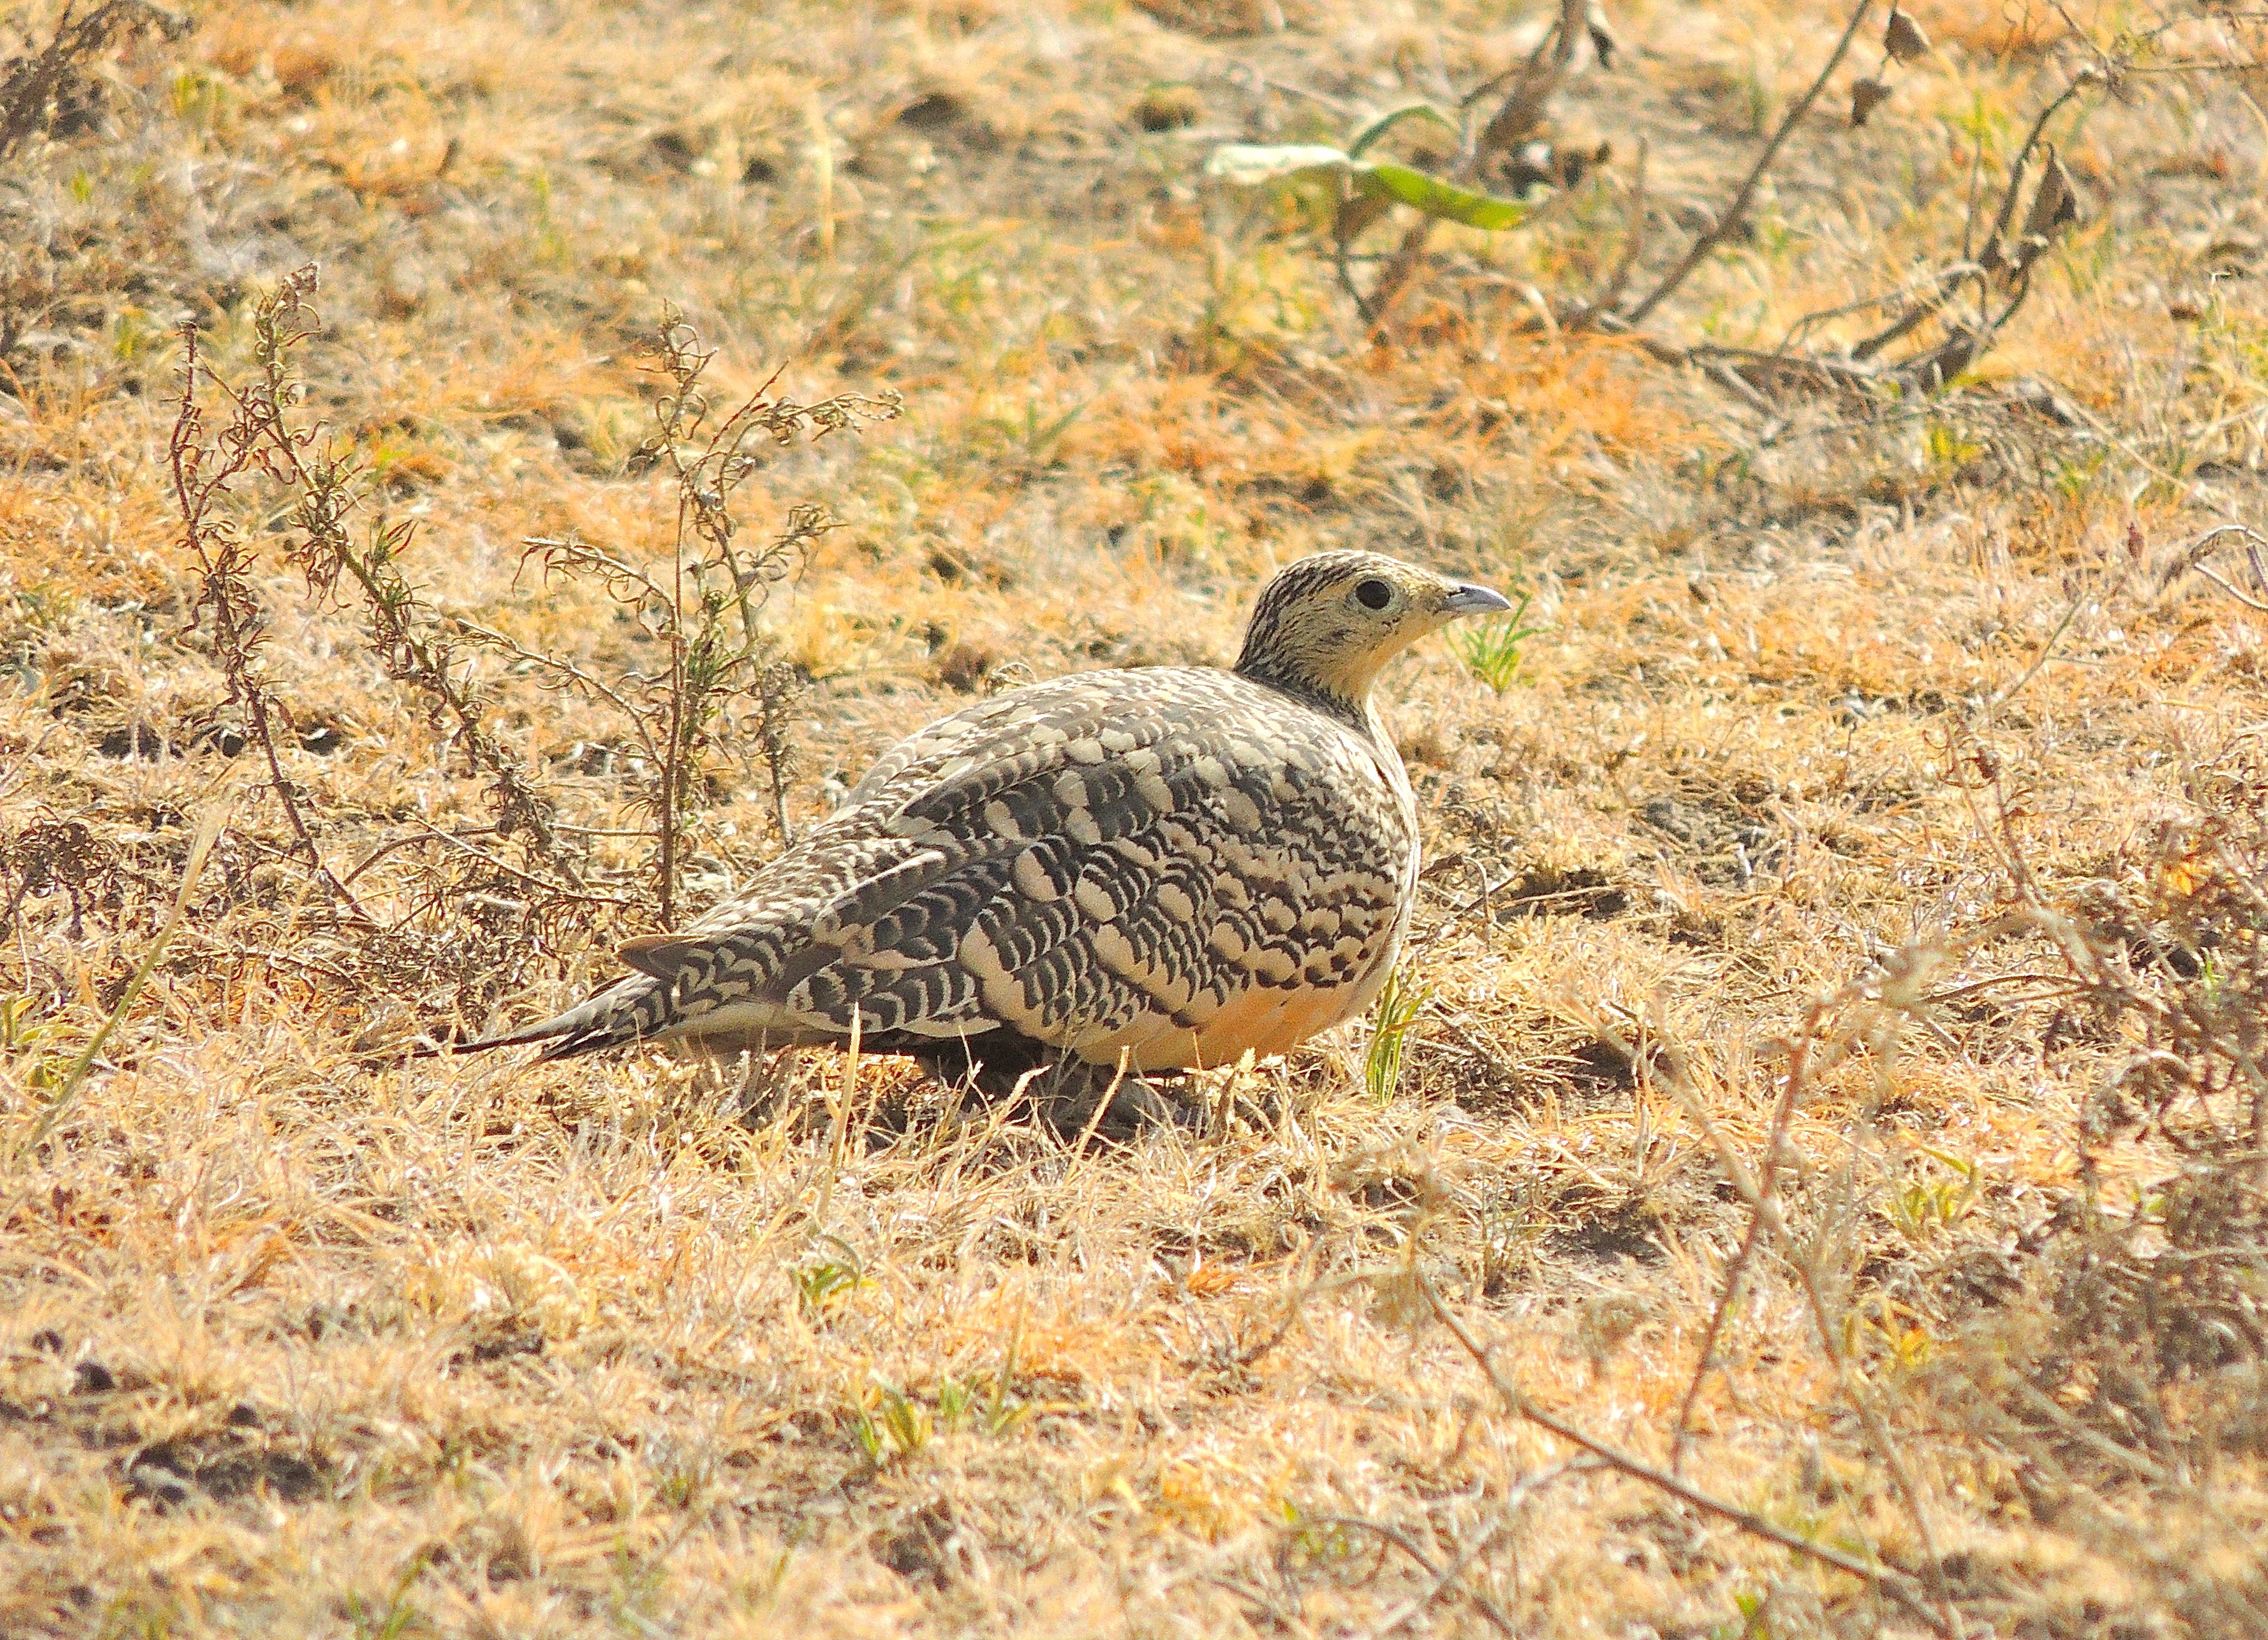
<box><xmin>437</xmin><ymin>971</ymin><xmax>674</xmax><ymax>1061</ymax></box>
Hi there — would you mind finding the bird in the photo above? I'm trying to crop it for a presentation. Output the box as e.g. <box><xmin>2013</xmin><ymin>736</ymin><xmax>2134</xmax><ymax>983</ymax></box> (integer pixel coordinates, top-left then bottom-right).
<box><xmin>451</xmin><ymin>550</ymin><xmax>1510</xmax><ymax>1083</ymax></box>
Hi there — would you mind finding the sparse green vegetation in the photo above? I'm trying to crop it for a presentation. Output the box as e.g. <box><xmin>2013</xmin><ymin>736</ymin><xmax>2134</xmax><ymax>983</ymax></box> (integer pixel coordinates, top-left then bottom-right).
<box><xmin>1450</xmin><ymin>591</ymin><xmax>1542</xmax><ymax>692</ymax></box>
<box><xmin>1363</xmin><ymin>965</ymin><xmax>1432</xmax><ymax>1104</ymax></box>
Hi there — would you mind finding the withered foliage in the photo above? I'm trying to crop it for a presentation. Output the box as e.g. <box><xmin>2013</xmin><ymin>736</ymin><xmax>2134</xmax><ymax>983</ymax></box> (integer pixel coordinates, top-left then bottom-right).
<box><xmin>147</xmin><ymin>267</ymin><xmax>894</xmax><ymax>1026</ymax></box>
<box><xmin>0</xmin><ymin>0</ymin><xmax>169</xmax><ymax>165</ymax></box>
<box><xmin>518</xmin><ymin>315</ymin><xmax>898</xmax><ymax>924</ymax></box>
<box><xmin>0</xmin><ymin>815</ymin><xmax>116</xmax><ymax>938</ymax></box>
<box><xmin>1897</xmin><ymin>742</ymin><xmax>2268</xmax><ymax>1630</ymax></box>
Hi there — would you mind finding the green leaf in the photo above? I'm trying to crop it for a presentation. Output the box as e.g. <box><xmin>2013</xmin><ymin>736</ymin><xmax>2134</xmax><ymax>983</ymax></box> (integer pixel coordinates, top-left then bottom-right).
<box><xmin>1208</xmin><ymin>140</ymin><xmax>1540</xmax><ymax>235</ymax></box>
<box><xmin>1204</xmin><ymin>143</ymin><xmax>1356</xmax><ymax>185</ymax></box>
<box><xmin>1346</xmin><ymin>102</ymin><xmax>1458</xmax><ymax>160</ymax></box>
<box><xmin>1358</xmin><ymin>162</ymin><xmax>1536</xmax><ymax>230</ymax></box>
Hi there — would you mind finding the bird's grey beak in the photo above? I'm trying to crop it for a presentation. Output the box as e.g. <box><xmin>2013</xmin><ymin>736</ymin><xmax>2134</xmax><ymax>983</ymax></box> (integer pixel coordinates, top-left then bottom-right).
<box><xmin>1441</xmin><ymin>583</ymin><xmax>1514</xmax><ymax>616</ymax></box>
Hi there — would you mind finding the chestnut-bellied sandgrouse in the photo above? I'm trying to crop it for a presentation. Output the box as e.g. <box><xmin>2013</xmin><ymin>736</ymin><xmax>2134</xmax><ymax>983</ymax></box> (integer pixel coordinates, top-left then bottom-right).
<box><xmin>458</xmin><ymin>552</ymin><xmax>1509</xmax><ymax>1076</ymax></box>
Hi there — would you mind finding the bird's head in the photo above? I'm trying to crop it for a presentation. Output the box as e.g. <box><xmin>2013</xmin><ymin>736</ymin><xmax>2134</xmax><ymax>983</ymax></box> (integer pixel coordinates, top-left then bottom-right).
<box><xmin>1233</xmin><ymin>551</ymin><xmax>1511</xmax><ymax>717</ymax></box>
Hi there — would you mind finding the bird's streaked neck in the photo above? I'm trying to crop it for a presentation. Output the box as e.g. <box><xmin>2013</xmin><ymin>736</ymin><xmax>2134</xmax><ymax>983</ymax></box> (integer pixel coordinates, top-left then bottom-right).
<box><xmin>1234</xmin><ymin>655</ymin><xmax>1385</xmax><ymax>738</ymax></box>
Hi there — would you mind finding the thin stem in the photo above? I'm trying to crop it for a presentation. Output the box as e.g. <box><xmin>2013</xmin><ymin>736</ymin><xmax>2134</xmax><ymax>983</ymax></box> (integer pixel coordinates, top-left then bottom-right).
<box><xmin>169</xmin><ymin>322</ymin><xmax>370</xmax><ymax>924</ymax></box>
<box><xmin>17</xmin><ymin>803</ymin><xmax>229</xmax><ymax>1161</ymax></box>
<box><xmin>1669</xmin><ymin>1213</ymin><xmax>1761</xmax><ymax>1468</ymax></box>
<box><xmin>1420</xmin><ymin>1272</ymin><xmax>1957</xmax><ymax>1637</ymax></box>
<box><xmin>1622</xmin><ymin>0</ymin><xmax>1877</xmax><ymax>327</ymax></box>
<box><xmin>1589</xmin><ymin>135</ymin><xmax>1649</xmax><ymax>321</ymax></box>
<box><xmin>662</xmin><ymin>487</ymin><xmax>687</xmax><ymax>930</ymax></box>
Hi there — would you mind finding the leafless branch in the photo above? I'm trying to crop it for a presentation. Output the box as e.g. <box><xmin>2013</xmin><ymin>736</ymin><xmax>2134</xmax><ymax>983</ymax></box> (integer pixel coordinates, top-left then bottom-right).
<box><xmin>1588</xmin><ymin>135</ymin><xmax>1647</xmax><ymax>320</ymax></box>
<box><xmin>169</xmin><ymin>293</ymin><xmax>371</xmax><ymax>924</ymax></box>
<box><xmin>2178</xmin><ymin>523</ymin><xmax>2268</xmax><ymax>612</ymax></box>
<box><xmin>1419</xmin><ymin>1270</ymin><xmax>1957</xmax><ymax>1636</ymax></box>
<box><xmin>1621</xmin><ymin>1</ymin><xmax>1877</xmax><ymax>328</ymax></box>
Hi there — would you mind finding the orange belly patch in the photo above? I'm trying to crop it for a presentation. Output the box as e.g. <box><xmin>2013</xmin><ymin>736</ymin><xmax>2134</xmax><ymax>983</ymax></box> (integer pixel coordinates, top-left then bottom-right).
<box><xmin>1068</xmin><ymin>977</ymin><xmax>1367</xmax><ymax>1072</ymax></box>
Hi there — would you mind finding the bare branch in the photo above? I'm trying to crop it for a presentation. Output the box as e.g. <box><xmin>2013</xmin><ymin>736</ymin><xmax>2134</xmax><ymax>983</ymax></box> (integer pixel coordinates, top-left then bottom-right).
<box><xmin>1621</xmin><ymin>1</ymin><xmax>1877</xmax><ymax>328</ymax></box>
<box><xmin>169</xmin><ymin>289</ymin><xmax>373</xmax><ymax>924</ymax></box>
<box><xmin>1419</xmin><ymin>1271</ymin><xmax>1959</xmax><ymax>1637</ymax></box>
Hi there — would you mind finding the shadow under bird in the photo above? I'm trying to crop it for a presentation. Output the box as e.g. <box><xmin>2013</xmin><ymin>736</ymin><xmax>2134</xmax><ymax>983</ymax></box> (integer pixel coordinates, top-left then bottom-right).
<box><xmin>448</xmin><ymin>550</ymin><xmax>1510</xmax><ymax>1083</ymax></box>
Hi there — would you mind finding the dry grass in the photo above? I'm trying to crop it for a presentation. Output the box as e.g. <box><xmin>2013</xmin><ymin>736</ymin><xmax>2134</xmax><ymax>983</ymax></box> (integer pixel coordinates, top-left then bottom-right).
<box><xmin>2</xmin><ymin>0</ymin><xmax>2266</xmax><ymax>1634</ymax></box>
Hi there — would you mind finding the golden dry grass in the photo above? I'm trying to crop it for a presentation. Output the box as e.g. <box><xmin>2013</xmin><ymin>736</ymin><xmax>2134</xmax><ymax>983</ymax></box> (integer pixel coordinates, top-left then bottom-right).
<box><xmin>2</xmin><ymin>0</ymin><xmax>2266</xmax><ymax>1635</ymax></box>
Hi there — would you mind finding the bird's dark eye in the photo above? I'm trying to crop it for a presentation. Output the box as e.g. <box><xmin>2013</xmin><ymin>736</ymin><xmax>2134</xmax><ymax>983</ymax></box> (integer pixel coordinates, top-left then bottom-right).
<box><xmin>1354</xmin><ymin>578</ymin><xmax>1394</xmax><ymax>611</ymax></box>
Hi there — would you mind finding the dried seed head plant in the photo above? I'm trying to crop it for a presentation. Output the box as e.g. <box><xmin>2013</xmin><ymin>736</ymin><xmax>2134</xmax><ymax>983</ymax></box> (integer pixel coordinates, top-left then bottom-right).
<box><xmin>167</xmin><ymin>270</ymin><xmax>370</xmax><ymax>919</ymax></box>
<box><xmin>520</xmin><ymin>309</ymin><xmax>899</xmax><ymax>926</ymax></box>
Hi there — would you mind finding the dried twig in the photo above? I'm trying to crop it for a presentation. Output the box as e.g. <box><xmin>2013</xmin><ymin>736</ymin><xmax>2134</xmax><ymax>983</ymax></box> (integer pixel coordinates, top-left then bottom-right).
<box><xmin>411</xmin><ymin>819</ymin><xmax>636</xmax><ymax>909</ymax></box>
<box><xmin>0</xmin><ymin>0</ymin><xmax>167</xmax><ymax>164</ymax></box>
<box><xmin>1621</xmin><ymin>0</ymin><xmax>1877</xmax><ymax>328</ymax></box>
<box><xmin>510</xmin><ymin>313</ymin><xmax>895</xmax><ymax>926</ymax></box>
<box><xmin>1367</xmin><ymin>1519</ymin><xmax>1504</xmax><ymax>1638</ymax></box>
<box><xmin>169</xmin><ymin>288</ymin><xmax>370</xmax><ymax>922</ymax></box>
<box><xmin>1474</xmin><ymin>0</ymin><xmax>1590</xmax><ymax>161</ymax></box>
<box><xmin>1861</xmin><ymin>73</ymin><xmax>2097</xmax><ymax>382</ymax></box>
<box><xmin>1669</xmin><ymin>1212</ymin><xmax>1762</xmax><ymax>1467</ymax></box>
<box><xmin>2179</xmin><ymin>523</ymin><xmax>2268</xmax><ymax>612</ymax></box>
<box><xmin>1583</xmin><ymin>135</ymin><xmax>1647</xmax><ymax>322</ymax></box>
<box><xmin>1419</xmin><ymin>1271</ymin><xmax>1956</xmax><ymax>1635</ymax></box>
<box><xmin>1706</xmin><ymin>55</ymin><xmax>2103</xmax><ymax>401</ymax></box>
<box><xmin>1299</xmin><ymin>1514</ymin><xmax>1518</xmax><ymax>1635</ymax></box>
<box><xmin>217</xmin><ymin>268</ymin><xmax>575</xmax><ymax>881</ymax></box>
<box><xmin>1653</xmin><ymin>991</ymin><xmax>1836</xmax><ymax>1465</ymax></box>
<box><xmin>1590</xmin><ymin>966</ymin><xmax>1974</xmax><ymax>1634</ymax></box>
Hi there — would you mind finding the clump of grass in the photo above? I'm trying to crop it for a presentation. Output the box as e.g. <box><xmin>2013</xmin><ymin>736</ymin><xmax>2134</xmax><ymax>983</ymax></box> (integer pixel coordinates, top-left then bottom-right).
<box><xmin>934</xmin><ymin>1371</ymin><xmax>1028</xmax><ymax>1438</ymax></box>
<box><xmin>1449</xmin><ymin>590</ymin><xmax>1540</xmax><ymax>693</ymax></box>
<box><xmin>1364</xmin><ymin>965</ymin><xmax>1430</xmax><ymax>1103</ymax></box>
<box><xmin>854</xmin><ymin>1368</ymin><xmax>1028</xmax><ymax>1467</ymax></box>
<box><xmin>855</xmin><ymin>1379</ymin><xmax>931</xmax><ymax>1465</ymax></box>
<box><xmin>792</xmin><ymin>1244</ymin><xmax>867</xmax><ymax>1318</ymax></box>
